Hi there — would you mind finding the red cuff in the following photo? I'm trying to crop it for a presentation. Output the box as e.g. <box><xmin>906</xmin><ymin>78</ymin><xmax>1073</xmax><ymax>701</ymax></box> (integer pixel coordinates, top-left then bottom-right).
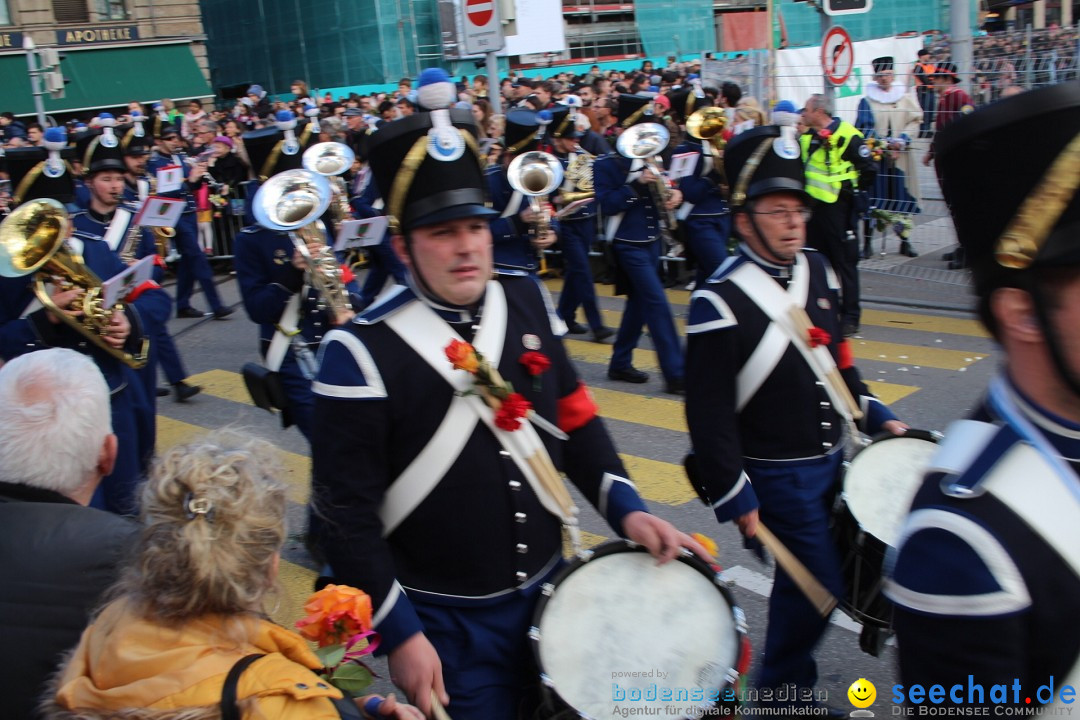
<box><xmin>557</xmin><ymin>382</ymin><xmax>598</xmax><ymax>434</ymax></box>
<box><xmin>341</xmin><ymin>265</ymin><xmax>356</xmax><ymax>285</ymax></box>
<box><xmin>125</xmin><ymin>280</ymin><xmax>161</xmax><ymax>303</ymax></box>
<box><xmin>153</xmin><ymin>255</ymin><xmax>166</xmax><ymax>269</ymax></box>
<box><xmin>837</xmin><ymin>339</ymin><xmax>854</xmax><ymax>370</ymax></box>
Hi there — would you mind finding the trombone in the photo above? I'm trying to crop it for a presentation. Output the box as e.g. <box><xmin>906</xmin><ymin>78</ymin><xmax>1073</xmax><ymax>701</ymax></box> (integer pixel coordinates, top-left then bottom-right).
<box><xmin>616</xmin><ymin>123</ymin><xmax>678</xmax><ymax>247</ymax></box>
<box><xmin>0</xmin><ymin>198</ymin><xmax>149</xmax><ymax>368</ymax></box>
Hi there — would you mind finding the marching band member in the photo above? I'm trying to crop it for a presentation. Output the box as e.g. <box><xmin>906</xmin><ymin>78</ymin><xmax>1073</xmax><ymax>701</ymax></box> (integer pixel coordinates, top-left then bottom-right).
<box><xmin>885</xmin><ymin>83</ymin><xmax>1080</xmax><ymax>708</ymax></box>
<box><xmin>0</xmin><ymin>142</ymin><xmax>170</xmax><ymax>515</ymax></box>
<box><xmin>310</xmin><ymin>82</ymin><xmax>706</xmax><ymax>719</ymax></box>
<box><xmin>233</xmin><ymin>126</ymin><xmax>363</xmax><ymax>444</ymax></box>
<box><xmin>147</xmin><ymin>122</ymin><xmax>232</xmax><ymax>319</ymax></box>
<box><xmin>349</xmin><ymin>150</ymin><xmax>408</xmax><ymax>308</ymax></box>
<box><xmin>672</xmin><ymin>91</ymin><xmax>734</xmax><ymax>285</ymax></box>
<box><xmin>594</xmin><ymin>93</ymin><xmax>685</xmax><ymax>394</ymax></box>
<box><xmin>548</xmin><ymin>104</ymin><xmax>612</xmax><ymax>342</ymax></box>
<box><xmin>118</xmin><ymin>122</ymin><xmax>202</xmax><ymax>403</ymax></box>
<box><xmin>486</xmin><ymin>106</ymin><xmax>559</xmax><ymax>273</ymax></box>
<box><xmin>685</xmin><ymin>124</ymin><xmax>906</xmax><ymax>707</ymax></box>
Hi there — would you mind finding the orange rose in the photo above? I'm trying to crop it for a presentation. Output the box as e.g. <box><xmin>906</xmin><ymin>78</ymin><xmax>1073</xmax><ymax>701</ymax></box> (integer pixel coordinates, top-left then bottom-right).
<box><xmin>445</xmin><ymin>338</ymin><xmax>479</xmax><ymax>374</ymax></box>
<box><xmin>296</xmin><ymin>584</ymin><xmax>374</xmax><ymax>647</ymax></box>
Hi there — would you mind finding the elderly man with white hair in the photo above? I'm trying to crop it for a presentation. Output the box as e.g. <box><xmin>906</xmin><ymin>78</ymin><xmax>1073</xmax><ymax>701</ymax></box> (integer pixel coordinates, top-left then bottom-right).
<box><xmin>0</xmin><ymin>348</ymin><xmax>138</xmax><ymax>720</ymax></box>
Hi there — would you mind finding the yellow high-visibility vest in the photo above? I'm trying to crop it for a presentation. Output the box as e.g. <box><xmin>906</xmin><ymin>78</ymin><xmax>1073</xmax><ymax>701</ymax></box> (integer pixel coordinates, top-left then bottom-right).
<box><xmin>800</xmin><ymin>121</ymin><xmax>862</xmax><ymax>204</ymax></box>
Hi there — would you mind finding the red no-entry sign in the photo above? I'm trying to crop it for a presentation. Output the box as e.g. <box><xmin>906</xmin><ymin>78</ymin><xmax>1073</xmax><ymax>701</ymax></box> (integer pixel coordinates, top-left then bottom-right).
<box><xmin>466</xmin><ymin>0</ymin><xmax>493</xmax><ymax>27</ymax></box>
<box><xmin>821</xmin><ymin>25</ymin><xmax>854</xmax><ymax>86</ymax></box>
<box><xmin>463</xmin><ymin>0</ymin><xmax>503</xmax><ymax>55</ymax></box>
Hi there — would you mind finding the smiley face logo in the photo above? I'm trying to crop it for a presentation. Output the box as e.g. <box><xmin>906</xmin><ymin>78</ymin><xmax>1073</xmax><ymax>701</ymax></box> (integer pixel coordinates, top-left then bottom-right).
<box><xmin>848</xmin><ymin>678</ymin><xmax>876</xmax><ymax>709</ymax></box>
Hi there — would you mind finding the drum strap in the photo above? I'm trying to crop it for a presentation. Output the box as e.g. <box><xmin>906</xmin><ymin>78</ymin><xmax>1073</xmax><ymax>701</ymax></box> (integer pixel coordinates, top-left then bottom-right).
<box><xmin>381</xmin><ymin>282</ymin><xmax>580</xmax><ymax>538</ymax></box>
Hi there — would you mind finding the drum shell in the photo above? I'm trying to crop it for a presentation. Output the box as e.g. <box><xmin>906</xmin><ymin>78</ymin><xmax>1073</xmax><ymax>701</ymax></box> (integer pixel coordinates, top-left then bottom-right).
<box><xmin>530</xmin><ymin>540</ymin><xmax>750</xmax><ymax>719</ymax></box>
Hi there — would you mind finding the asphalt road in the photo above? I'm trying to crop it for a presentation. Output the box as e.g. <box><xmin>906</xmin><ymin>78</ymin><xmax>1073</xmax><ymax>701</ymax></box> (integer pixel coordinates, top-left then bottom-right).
<box><xmin>153</xmin><ymin>266</ymin><xmax>999</xmax><ymax>717</ymax></box>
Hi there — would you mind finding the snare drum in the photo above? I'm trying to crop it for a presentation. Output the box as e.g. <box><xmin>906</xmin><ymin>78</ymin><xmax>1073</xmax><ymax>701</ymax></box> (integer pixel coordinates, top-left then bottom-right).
<box><xmin>831</xmin><ymin>430</ymin><xmax>939</xmax><ymax>653</ymax></box>
<box><xmin>530</xmin><ymin>540</ymin><xmax>750</xmax><ymax>719</ymax></box>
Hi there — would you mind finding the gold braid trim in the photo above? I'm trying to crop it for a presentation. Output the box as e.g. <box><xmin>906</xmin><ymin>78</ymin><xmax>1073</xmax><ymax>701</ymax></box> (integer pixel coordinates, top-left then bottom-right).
<box><xmin>730</xmin><ymin>137</ymin><xmax>773</xmax><ymax>207</ymax></box>
<box><xmin>505</xmin><ymin>129</ymin><xmax>538</xmax><ymax>155</ymax></box>
<box><xmin>621</xmin><ymin>103</ymin><xmax>649</xmax><ymax>129</ymax></box>
<box><xmin>685</xmin><ymin>93</ymin><xmax>696</xmax><ymax>120</ymax></box>
<box><xmin>555</xmin><ymin>113</ymin><xmax>572</xmax><ymax>138</ymax></box>
<box><xmin>12</xmin><ymin>160</ymin><xmax>77</xmax><ymax>205</ymax></box>
<box><xmin>995</xmin><ymin>130</ymin><xmax>1080</xmax><ymax>269</ymax></box>
<box><xmin>82</xmin><ymin>135</ymin><xmax>102</xmax><ymax>174</ymax></box>
<box><xmin>387</xmin><ymin>135</ymin><xmax>434</xmax><ymax>234</ymax></box>
<box><xmin>261</xmin><ymin>124</ymin><xmax>314</xmax><ymax>181</ymax></box>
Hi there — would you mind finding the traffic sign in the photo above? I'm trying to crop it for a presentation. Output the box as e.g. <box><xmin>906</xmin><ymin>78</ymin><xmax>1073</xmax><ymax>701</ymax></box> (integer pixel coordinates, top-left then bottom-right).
<box><xmin>463</xmin><ymin>0</ymin><xmax>504</xmax><ymax>55</ymax></box>
<box><xmin>824</xmin><ymin>0</ymin><xmax>872</xmax><ymax>16</ymax></box>
<box><xmin>821</xmin><ymin>25</ymin><xmax>854</xmax><ymax>86</ymax></box>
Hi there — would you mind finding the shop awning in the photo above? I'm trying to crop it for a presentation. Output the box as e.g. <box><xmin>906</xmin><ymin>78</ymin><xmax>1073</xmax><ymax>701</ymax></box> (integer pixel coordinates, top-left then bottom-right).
<box><xmin>0</xmin><ymin>41</ymin><xmax>212</xmax><ymax>117</ymax></box>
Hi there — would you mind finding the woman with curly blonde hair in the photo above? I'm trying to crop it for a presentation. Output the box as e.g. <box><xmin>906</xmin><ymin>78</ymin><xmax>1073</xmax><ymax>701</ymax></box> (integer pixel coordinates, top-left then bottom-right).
<box><xmin>45</xmin><ymin>431</ymin><xmax>421</xmax><ymax>720</ymax></box>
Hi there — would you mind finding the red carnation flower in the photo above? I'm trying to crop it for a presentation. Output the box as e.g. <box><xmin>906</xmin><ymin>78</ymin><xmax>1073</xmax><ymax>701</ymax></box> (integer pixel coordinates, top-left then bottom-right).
<box><xmin>494</xmin><ymin>393</ymin><xmax>532</xmax><ymax>431</ymax></box>
<box><xmin>519</xmin><ymin>351</ymin><xmax>551</xmax><ymax>376</ymax></box>
<box><xmin>808</xmin><ymin>327</ymin><xmax>831</xmax><ymax>348</ymax></box>
<box><xmin>818</xmin><ymin>129</ymin><xmax>833</xmax><ymax>140</ymax></box>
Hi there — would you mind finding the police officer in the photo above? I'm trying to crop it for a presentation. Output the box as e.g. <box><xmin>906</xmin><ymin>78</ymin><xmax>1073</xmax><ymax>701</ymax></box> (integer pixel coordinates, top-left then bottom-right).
<box><xmin>684</xmin><ymin>125</ymin><xmax>905</xmax><ymax>705</ymax></box>
<box><xmin>118</xmin><ymin>120</ymin><xmax>202</xmax><ymax>403</ymax></box>
<box><xmin>0</xmin><ymin>142</ymin><xmax>170</xmax><ymax>515</ymax></box>
<box><xmin>233</xmin><ymin>126</ymin><xmax>364</xmax><ymax>443</ymax></box>
<box><xmin>594</xmin><ymin>94</ymin><xmax>685</xmax><ymax>394</ymax></box>
<box><xmin>547</xmin><ymin>104</ymin><xmax>612</xmax><ymax>342</ymax></box>
<box><xmin>147</xmin><ymin>122</ymin><xmax>232</xmax><ymax>319</ymax></box>
<box><xmin>800</xmin><ymin>93</ymin><xmax>876</xmax><ymax>337</ymax></box>
<box><xmin>486</xmin><ymin>107</ymin><xmax>560</xmax><ymax>274</ymax></box>
<box><xmin>885</xmin><ymin>83</ymin><xmax>1080</xmax><ymax>709</ymax></box>
<box><xmin>309</xmin><ymin>75</ymin><xmax>704</xmax><ymax>718</ymax></box>
<box><xmin>671</xmin><ymin>91</ymin><xmax>733</xmax><ymax>285</ymax></box>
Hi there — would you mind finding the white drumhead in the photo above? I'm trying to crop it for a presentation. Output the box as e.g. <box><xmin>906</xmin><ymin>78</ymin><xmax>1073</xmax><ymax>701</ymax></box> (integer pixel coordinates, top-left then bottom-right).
<box><xmin>844</xmin><ymin>437</ymin><xmax>938</xmax><ymax>547</ymax></box>
<box><xmin>538</xmin><ymin>550</ymin><xmax>738</xmax><ymax>718</ymax></box>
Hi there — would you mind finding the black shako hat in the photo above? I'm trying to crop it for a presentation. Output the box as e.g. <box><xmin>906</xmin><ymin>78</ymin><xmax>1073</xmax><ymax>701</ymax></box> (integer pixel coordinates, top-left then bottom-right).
<box><xmin>872</xmin><ymin>56</ymin><xmax>895</xmax><ymax>73</ymax></box>
<box><xmin>74</xmin><ymin>129</ymin><xmax>125</xmax><ymax>175</ymax></box>
<box><xmin>934</xmin><ymin>82</ymin><xmax>1080</xmax><ymax>297</ymax></box>
<box><xmin>504</xmin><ymin>108</ymin><xmax>543</xmax><ymax>155</ymax></box>
<box><xmin>119</xmin><ymin>122</ymin><xmax>153</xmax><ymax>157</ymax></box>
<box><xmin>932</xmin><ymin>61</ymin><xmax>961</xmax><ymax>83</ymax></box>
<box><xmin>617</xmin><ymin>94</ymin><xmax>661</xmax><ymax>128</ymax></box>
<box><xmin>723</xmin><ymin>125</ymin><xmax>808</xmax><ymax>208</ymax></box>
<box><xmin>5</xmin><ymin>146</ymin><xmax>76</xmax><ymax>206</ymax></box>
<box><xmin>666</xmin><ymin>88</ymin><xmax>711</xmax><ymax>124</ymax></box>
<box><xmin>367</xmin><ymin>108</ymin><xmax>496</xmax><ymax>233</ymax></box>
<box><xmin>547</xmin><ymin>104</ymin><xmax>583</xmax><ymax>140</ymax></box>
<box><xmin>241</xmin><ymin>120</ymin><xmax>318</xmax><ymax>181</ymax></box>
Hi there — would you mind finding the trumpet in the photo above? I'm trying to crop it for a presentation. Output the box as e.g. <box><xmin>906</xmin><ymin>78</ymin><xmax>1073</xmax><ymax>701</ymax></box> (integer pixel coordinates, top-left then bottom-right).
<box><xmin>253</xmin><ymin>169</ymin><xmax>352</xmax><ymax>320</ymax></box>
<box><xmin>507</xmin><ymin>151</ymin><xmax>564</xmax><ymax>243</ymax></box>
<box><xmin>0</xmin><ymin>198</ymin><xmax>149</xmax><ymax>368</ymax></box>
<box><xmin>303</xmin><ymin>142</ymin><xmax>356</xmax><ymax>225</ymax></box>
<box><xmin>616</xmin><ymin>123</ymin><xmax>677</xmax><ymax>247</ymax></box>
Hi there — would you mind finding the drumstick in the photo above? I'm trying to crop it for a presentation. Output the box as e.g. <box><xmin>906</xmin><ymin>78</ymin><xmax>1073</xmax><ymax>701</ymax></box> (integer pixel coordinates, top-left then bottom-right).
<box><xmin>755</xmin><ymin>522</ymin><xmax>839</xmax><ymax>618</ymax></box>
<box><xmin>431</xmin><ymin>690</ymin><xmax>453</xmax><ymax>720</ymax></box>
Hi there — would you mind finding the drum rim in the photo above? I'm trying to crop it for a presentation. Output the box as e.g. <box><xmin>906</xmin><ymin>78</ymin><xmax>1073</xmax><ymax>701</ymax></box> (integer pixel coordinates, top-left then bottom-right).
<box><xmin>529</xmin><ymin>539</ymin><xmax>747</xmax><ymax>716</ymax></box>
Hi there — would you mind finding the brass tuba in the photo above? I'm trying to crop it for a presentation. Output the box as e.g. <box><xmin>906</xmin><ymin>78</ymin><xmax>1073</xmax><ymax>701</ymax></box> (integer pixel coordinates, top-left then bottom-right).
<box><xmin>252</xmin><ymin>169</ymin><xmax>352</xmax><ymax>318</ymax></box>
<box><xmin>507</xmin><ymin>151</ymin><xmax>564</xmax><ymax>241</ymax></box>
<box><xmin>302</xmin><ymin>142</ymin><xmax>356</xmax><ymax>224</ymax></box>
<box><xmin>0</xmin><ymin>198</ymin><xmax>149</xmax><ymax>368</ymax></box>
<box><xmin>686</xmin><ymin>107</ymin><xmax>729</xmax><ymax>186</ymax></box>
<box><xmin>616</xmin><ymin>122</ymin><xmax>678</xmax><ymax>244</ymax></box>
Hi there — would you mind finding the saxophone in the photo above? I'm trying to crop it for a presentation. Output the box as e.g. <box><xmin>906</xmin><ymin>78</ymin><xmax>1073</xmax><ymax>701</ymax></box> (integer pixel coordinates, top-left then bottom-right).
<box><xmin>560</xmin><ymin>146</ymin><xmax>595</xmax><ymax>204</ymax></box>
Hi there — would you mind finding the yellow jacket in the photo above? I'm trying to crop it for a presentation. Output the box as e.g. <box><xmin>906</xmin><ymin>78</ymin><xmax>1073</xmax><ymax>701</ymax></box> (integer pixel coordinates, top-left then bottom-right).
<box><xmin>51</xmin><ymin>599</ymin><xmax>346</xmax><ymax>720</ymax></box>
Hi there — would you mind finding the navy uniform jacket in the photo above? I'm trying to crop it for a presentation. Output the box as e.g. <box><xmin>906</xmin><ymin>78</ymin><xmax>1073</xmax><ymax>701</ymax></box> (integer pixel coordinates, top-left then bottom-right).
<box><xmin>685</xmin><ymin>244</ymin><xmax>896</xmax><ymax>521</ymax></box>
<box><xmin>594</xmin><ymin>152</ymin><xmax>661</xmax><ymax>242</ymax></box>
<box><xmin>579</xmin><ymin>129</ymin><xmax>612</xmax><ymax>157</ymax></box>
<box><xmin>485</xmin><ymin>163</ymin><xmax>559</xmax><ymax>271</ymax></box>
<box><xmin>674</xmin><ymin>137</ymin><xmax>728</xmax><ymax>217</ymax></box>
<box><xmin>233</xmin><ymin>225</ymin><xmax>363</xmax><ymax>349</ymax></box>
<box><xmin>146</xmin><ymin>149</ymin><xmax>202</xmax><ymax>213</ymax></box>
<box><xmin>311</xmin><ymin>276</ymin><xmax>647</xmax><ymax>652</ymax></box>
<box><xmin>71</xmin><ymin>203</ymin><xmax>159</xmax><ymax>268</ymax></box>
<box><xmin>885</xmin><ymin>379</ymin><xmax>1080</xmax><ymax>706</ymax></box>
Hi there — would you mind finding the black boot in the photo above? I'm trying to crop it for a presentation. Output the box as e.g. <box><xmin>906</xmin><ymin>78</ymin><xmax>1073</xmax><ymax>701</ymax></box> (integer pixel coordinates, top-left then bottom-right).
<box><xmin>860</xmin><ymin>238</ymin><xmax>873</xmax><ymax>260</ymax></box>
<box><xmin>173</xmin><ymin>381</ymin><xmax>202</xmax><ymax>402</ymax></box>
<box><xmin>900</xmin><ymin>240</ymin><xmax>918</xmax><ymax>258</ymax></box>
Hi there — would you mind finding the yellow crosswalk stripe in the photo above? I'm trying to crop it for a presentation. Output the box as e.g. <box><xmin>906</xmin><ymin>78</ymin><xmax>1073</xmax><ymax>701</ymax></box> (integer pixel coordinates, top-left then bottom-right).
<box><xmin>620</xmin><ymin>454</ymin><xmax>697</xmax><ymax>505</ymax></box>
<box><xmin>591</xmin><ymin>387</ymin><xmax>686</xmax><ymax>432</ymax></box>
<box><xmin>849</xmin><ymin>339</ymin><xmax>986</xmax><ymax>371</ymax></box>
<box><xmin>865</xmin><ymin>380</ymin><xmax>918</xmax><ymax>405</ymax></box>
<box><xmin>277</xmin><ymin>559</ymin><xmax>317</xmax><ymax>627</ymax></box>
<box><xmin>859</xmin><ymin>309</ymin><xmax>989</xmax><ymax>339</ymax></box>
<box><xmin>563</xmin><ymin>529</ymin><xmax>608</xmax><ymax>558</ymax></box>
<box><xmin>156</xmin><ymin>416</ymin><xmax>312</xmax><ymax>505</ymax></box>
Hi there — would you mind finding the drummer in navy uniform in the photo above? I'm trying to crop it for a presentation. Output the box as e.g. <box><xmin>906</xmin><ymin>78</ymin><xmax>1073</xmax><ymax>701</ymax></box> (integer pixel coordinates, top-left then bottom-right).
<box><xmin>684</xmin><ymin>124</ymin><xmax>907</xmax><ymax>705</ymax></box>
<box><xmin>117</xmin><ymin>120</ymin><xmax>202</xmax><ymax>404</ymax></box>
<box><xmin>486</xmin><ymin>104</ymin><xmax>559</xmax><ymax>273</ymax></box>
<box><xmin>884</xmin><ymin>83</ymin><xmax>1080</xmax><ymax>707</ymax></box>
<box><xmin>146</xmin><ymin>122</ymin><xmax>232</xmax><ymax>320</ymax></box>
<box><xmin>547</xmin><ymin>104</ymin><xmax>612</xmax><ymax>342</ymax></box>
<box><xmin>0</xmin><ymin>142</ymin><xmax>170</xmax><ymax>515</ymax></box>
<box><xmin>233</xmin><ymin>126</ymin><xmax>364</xmax><ymax>444</ymax></box>
<box><xmin>594</xmin><ymin>93</ymin><xmax>685</xmax><ymax>394</ymax></box>
<box><xmin>310</xmin><ymin>72</ymin><xmax>705</xmax><ymax>719</ymax></box>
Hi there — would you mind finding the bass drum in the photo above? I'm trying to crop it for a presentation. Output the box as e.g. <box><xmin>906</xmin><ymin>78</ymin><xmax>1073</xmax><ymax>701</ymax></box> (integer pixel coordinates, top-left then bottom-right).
<box><xmin>832</xmin><ymin>429</ymin><xmax>940</xmax><ymax>656</ymax></box>
<box><xmin>530</xmin><ymin>540</ymin><xmax>750</xmax><ymax>719</ymax></box>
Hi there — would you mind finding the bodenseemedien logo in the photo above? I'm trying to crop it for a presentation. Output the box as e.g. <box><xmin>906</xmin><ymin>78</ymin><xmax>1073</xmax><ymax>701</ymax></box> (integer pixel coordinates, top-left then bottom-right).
<box><xmin>849</xmin><ymin>678</ymin><xmax>877</xmax><ymax>718</ymax></box>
